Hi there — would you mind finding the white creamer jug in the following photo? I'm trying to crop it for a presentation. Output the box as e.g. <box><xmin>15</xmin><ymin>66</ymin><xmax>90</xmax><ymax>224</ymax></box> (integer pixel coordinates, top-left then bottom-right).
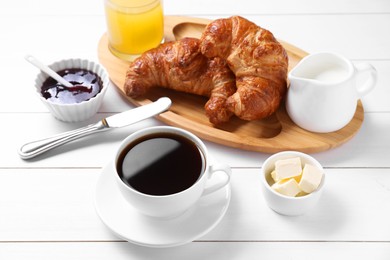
<box><xmin>286</xmin><ymin>52</ymin><xmax>377</xmax><ymax>133</ymax></box>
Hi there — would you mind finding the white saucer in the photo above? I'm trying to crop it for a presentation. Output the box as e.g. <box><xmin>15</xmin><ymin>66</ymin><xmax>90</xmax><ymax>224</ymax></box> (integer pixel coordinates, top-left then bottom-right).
<box><xmin>94</xmin><ymin>161</ymin><xmax>231</xmax><ymax>248</ymax></box>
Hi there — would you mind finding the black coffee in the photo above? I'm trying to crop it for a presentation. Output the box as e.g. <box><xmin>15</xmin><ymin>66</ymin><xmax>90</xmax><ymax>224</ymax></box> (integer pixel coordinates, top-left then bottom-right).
<box><xmin>117</xmin><ymin>132</ymin><xmax>204</xmax><ymax>196</ymax></box>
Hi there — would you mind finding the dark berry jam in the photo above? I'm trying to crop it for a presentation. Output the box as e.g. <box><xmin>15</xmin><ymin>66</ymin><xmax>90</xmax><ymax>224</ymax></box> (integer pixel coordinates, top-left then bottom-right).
<box><xmin>41</xmin><ymin>69</ymin><xmax>103</xmax><ymax>104</ymax></box>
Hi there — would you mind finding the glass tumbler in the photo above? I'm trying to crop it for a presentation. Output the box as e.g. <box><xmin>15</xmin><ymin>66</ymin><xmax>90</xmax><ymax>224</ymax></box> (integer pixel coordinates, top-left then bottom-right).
<box><xmin>104</xmin><ymin>0</ymin><xmax>164</xmax><ymax>61</ymax></box>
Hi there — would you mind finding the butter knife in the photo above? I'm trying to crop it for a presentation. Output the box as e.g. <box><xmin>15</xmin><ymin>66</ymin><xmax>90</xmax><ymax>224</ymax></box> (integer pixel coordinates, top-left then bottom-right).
<box><xmin>18</xmin><ymin>97</ymin><xmax>172</xmax><ymax>159</ymax></box>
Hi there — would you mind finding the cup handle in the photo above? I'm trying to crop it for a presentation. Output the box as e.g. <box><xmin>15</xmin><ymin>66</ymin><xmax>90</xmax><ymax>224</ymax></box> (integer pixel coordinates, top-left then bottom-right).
<box><xmin>355</xmin><ymin>62</ymin><xmax>377</xmax><ymax>98</ymax></box>
<box><xmin>202</xmin><ymin>164</ymin><xmax>232</xmax><ymax>196</ymax></box>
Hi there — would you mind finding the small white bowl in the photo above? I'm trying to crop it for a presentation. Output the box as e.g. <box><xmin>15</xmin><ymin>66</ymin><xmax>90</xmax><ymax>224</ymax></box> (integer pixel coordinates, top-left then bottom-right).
<box><xmin>34</xmin><ymin>58</ymin><xmax>109</xmax><ymax>122</ymax></box>
<box><xmin>260</xmin><ymin>151</ymin><xmax>325</xmax><ymax>216</ymax></box>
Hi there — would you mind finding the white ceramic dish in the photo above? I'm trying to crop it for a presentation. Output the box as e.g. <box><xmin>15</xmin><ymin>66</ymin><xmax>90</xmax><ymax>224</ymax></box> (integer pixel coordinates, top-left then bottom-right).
<box><xmin>94</xmin><ymin>161</ymin><xmax>231</xmax><ymax>248</ymax></box>
<box><xmin>260</xmin><ymin>151</ymin><xmax>325</xmax><ymax>216</ymax></box>
<box><xmin>34</xmin><ymin>58</ymin><xmax>109</xmax><ymax>122</ymax></box>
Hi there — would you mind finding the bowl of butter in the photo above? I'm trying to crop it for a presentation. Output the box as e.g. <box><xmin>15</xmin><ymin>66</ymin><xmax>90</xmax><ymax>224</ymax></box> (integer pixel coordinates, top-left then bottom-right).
<box><xmin>260</xmin><ymin>151</ymin><xmax>325</xmax><ymax>216</ymax></box>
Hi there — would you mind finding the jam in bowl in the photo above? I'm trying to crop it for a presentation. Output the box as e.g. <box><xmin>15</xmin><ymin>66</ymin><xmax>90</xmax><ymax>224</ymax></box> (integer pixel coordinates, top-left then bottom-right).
<box><xmin>35</xmin><ymin>59</ymin><xmax>109</xmax><ymax>122</ymax></box>
<box><xmin>41</xmin><ymin>68</ymin><xmax>103</xmax><ymax>104</ymax></box>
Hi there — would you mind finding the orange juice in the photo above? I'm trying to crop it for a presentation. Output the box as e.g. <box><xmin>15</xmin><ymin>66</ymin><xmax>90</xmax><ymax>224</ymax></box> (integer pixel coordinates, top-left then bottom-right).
<box><xmin>104</xmin><ymin>0</ymin><xmax>164</xmax><ymax>60</ymax></box>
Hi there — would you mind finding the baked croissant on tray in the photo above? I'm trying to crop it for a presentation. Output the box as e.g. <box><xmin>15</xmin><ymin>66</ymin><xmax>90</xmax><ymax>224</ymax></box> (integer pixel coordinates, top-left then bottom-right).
<box><xmin>124</xmin><ymin>16</ymin><xmax>288</xmax><ymax>125</ymax></box>
<box><xmin>124</xmin><ymin>38</ymin><xmax>236</xmax><ymax>124</ymax></box>
<box><xmin>200</xmin><ymin>16</ymin><xmax>289</xmax><ymax>121</ymax></box>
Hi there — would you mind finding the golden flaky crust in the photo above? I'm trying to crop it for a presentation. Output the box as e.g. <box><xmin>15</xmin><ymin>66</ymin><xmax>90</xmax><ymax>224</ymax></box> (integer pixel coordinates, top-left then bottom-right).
<box><xmin>124</xmin><ymin>37</ymin><xmax>236</xmax><ymax>124</ymax></box>
<box><xmin>200</xmin><ymin>16</ymin><xmax>289</xmax><ymax>120</ymax></box>
<box><xmin>124</xmin><ymin>16</ymin><xmax>288</xmax><ymax>124</ymax></box>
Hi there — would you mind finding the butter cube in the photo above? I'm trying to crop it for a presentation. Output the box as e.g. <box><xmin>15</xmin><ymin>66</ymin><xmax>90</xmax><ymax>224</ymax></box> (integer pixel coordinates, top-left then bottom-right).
<box><xmin>272</xmin><ymin>178</ymin><xmax>301</xmax><ymax>197</ymax></box>
<box><xmin>299</xmin><ymin>164</ymin><xmax>323</xmax><ymax>193</ymax></box>
<box><xmin>273</xmin><ymin>157</ymin><xmax>302</xmax><ymax>181</ymax></box>
<box><xmin>270</xmin><ymin>170</ymin><xmax>277</xmax><ymax>181</ymax></box>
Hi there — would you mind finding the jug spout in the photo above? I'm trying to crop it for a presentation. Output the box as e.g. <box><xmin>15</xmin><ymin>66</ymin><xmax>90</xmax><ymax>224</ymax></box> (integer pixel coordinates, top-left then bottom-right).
<box><xmin>288</xmin><ymin>72</ymin><xmax>310</xmax><ymax>88</ymax></box>
<box><xmin>288</xmin><ymin>66</ymin><xmax>314</xmax><ymax>92</ymax></box>
<box><xmin>288</xmin><ymin>56</ymin><xmax>318</xmax><ymax>91</ymax></box>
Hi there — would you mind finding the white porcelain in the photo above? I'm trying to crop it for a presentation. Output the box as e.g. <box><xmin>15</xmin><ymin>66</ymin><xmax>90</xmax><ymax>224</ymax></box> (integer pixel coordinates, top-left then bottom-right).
<box><xmin>113</xmin><ymin>126</ymin><xmax>231</xmax><ymax>218</ymax></box>
<box><xmin>95</xmin><ymin>160</ymin><xmax>231</xmax><ymax>248</ymax></box>
<box><xmin>34</xmin><ymin>58</ymin><xmax>109</xmax><ymax>122</ymax></box>
<box><xmin>260</xmin><ymin>151</ymin><xmax>325</xmax><ymax>216</ymax></box>
<box><xmin>26</xmin><ymin>55</ymin><xmax>73</xmax><ymax>87</ymax></box>
<box><xmin>286</xmin><ymin>52</ymin><xmax>377</xmax><ymax>133</ymax></box>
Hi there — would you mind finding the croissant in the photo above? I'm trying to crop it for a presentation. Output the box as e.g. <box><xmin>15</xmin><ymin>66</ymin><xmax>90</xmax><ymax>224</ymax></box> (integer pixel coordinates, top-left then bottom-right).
<box><xmin>124</xmin><ymin>37</ymin><xmax>236</xmax><ymax>124</ymax></box>
<box><xmin>200</xmin><ymin>16</ymin><xmax>289</xmax><ymax>120</ymax></box>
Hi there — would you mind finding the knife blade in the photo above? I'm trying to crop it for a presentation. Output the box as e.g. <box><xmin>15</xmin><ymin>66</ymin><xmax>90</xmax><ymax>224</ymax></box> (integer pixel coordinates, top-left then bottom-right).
<box><xmin>18</xmin><ymin>97</ymin><xmax>172</xmax><ymax>159</ymax></box>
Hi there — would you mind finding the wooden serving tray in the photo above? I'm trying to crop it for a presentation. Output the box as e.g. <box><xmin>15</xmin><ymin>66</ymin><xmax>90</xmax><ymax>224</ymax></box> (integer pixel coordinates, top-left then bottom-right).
<box><xmin>98</xmin><ymin>15</ymin><xmax>364</xmax><ymax>153</ymax></box>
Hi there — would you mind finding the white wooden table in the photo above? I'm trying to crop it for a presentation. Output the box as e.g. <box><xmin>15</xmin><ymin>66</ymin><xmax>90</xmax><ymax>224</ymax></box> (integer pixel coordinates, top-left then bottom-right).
<box><xmin>1</xmin><ymin>0</ymin><xmax>389</xmax><ymax>258</ymax></box>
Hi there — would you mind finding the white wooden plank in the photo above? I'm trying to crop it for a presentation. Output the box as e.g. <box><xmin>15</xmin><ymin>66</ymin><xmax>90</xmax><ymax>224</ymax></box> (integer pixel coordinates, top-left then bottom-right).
<box><xmin>2</xmin><ymin>56</ymin><xmax>389</xmax><ymax>113</ymax></box>
<box><xmin>0</xmin><ymin>168</ymin><xmax>389</xmax><ymax>242</ymax></box>
<box><xmin>0</xmin><ymin>241</ymin><xmax>389</xmax><ymax>260</ymax></box>
<box><xmin>313</xmin><ymin>112</ymin><xmax>390</xmax><ymax>168</ymax></box>
<box><xmin>0</xmin><ymin>14</ymin><xmax>388</xmax><ymax>61</ymax></box>
<box><xmin>166</xmin><ymin>0</ymin><xmax>390</xmax><ymax>15</ymax></box>
<box><xmin>210</xmin><ymin>168</ymin><xmax>390</xmax><ymax>241</ymax></box>
<box><xmin>0</xmin><ymin>169</ymin><xmax>117</xmax><ymax>242</ymax></box>
<box><xmin>361</xmin><ymin>60</ymin><xmax>390</xmax><ymax>112</ymax></box>
<box><xmin>2</xmin><ymin>112</ymin><xmax>389</xmax><ymax>168</ymax></box>
<box><xmin>1</xmin><ymin>0</ymin><xmax>389</xmax><ymax>15</ymax></box>
<box><xmin>23</xmin><ymin>14</ymin><xmax>390</xmax><ymax>60</ymax></box>
<box><xmin>0</xmin><ymin>16</ymin><xmax>106</xmax><ymax>60</ymax></box>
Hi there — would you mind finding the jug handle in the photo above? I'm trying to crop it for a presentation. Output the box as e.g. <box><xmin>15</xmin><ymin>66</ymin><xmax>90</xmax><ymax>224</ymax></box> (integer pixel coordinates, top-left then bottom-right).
<box><xmin>355</xmin><ymin>62</ymin><xmax>377</xmax><ymax>98</ymax></box>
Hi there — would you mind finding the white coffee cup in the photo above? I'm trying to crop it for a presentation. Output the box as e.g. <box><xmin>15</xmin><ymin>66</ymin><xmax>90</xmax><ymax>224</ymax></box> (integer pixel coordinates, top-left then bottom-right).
<box><xmin>286</xmin><ymin>52</ymin><xmax>377</xmax><ymax>133</ymax></box>
<box><xmin>113</xmin><ymin>126</ymin><xmax>231</xmax><ymax>218</ymax></box>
